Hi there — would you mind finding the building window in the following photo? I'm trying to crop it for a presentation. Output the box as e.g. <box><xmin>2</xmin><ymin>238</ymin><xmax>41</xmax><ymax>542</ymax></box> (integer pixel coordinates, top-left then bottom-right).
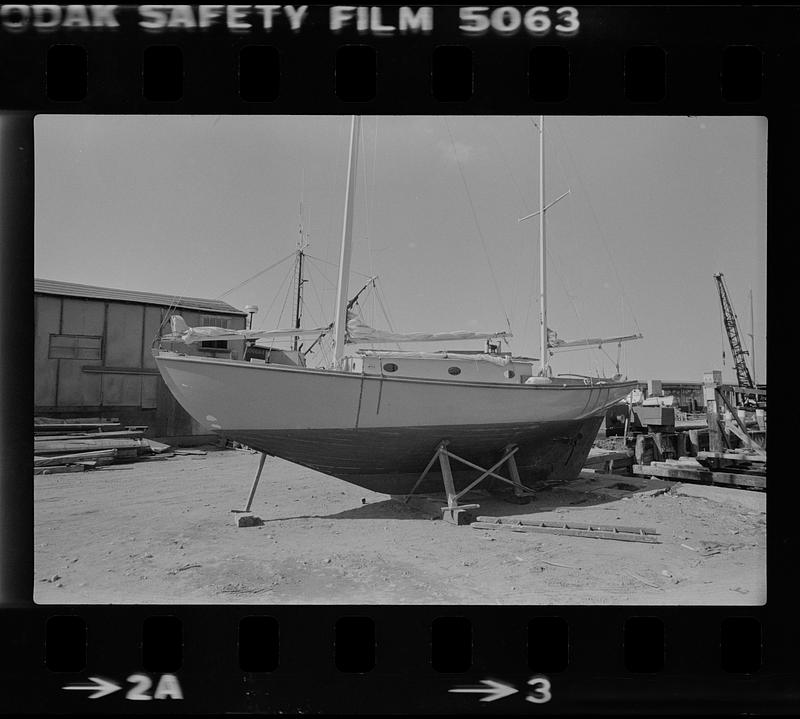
<box><xmin>200</xmin><ymin>315</ymin><xmax>230</xmax><ymax>328</ymax></box>
<box><xmin>49</xmin><ymin>334</ymin><xmax>102</xmax><ymax>360</ymax></box>
<box><xmin>382</xmin><ymin>362</ymin><xmax>398</xmax><ymax>373</ymax></box>
<box><xmin>448</xmin><ymin>366</ymin><xmax>461</xmax><ymax>375</ymax></box>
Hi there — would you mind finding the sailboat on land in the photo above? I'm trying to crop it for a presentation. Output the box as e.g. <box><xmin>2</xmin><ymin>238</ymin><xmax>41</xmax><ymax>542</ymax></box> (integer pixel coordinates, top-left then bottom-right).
<box><xmin>154</xmin><ymin>117</ymin><xmax>641</xmax><ymax>495</ymax></box>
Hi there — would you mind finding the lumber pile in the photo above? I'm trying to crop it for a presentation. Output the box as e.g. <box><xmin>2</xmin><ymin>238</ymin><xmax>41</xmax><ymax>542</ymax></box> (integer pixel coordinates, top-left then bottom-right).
<box><xmin>632</xmin><ymin>450</ymin><xmax>765</xmax><ymax>492</ymax></box>
<box><xmin>34</xmin><ymin>417</ymin><xmax>173</xmax><ymax>474</ymax></box>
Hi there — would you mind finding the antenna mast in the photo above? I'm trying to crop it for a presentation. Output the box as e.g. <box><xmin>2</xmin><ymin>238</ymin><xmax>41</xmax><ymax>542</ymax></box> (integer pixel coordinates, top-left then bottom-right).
<box><xmin>292</xmin><ymin>205</ymin><xmax>307</xmax><ymax>351</ymax></box>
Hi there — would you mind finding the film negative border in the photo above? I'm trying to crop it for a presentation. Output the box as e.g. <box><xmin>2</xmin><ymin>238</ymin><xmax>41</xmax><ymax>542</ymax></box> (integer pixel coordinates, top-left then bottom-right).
<box><xmin>0</xmin><ymin>605</ymin><xmax>781</xmax><ymax>713</ymax></box>
<box><xmin>0</xmin><ymin>2</ymin><xmax>795</xmax><ymax>715</ymax></box>
<box><xmin>0</xmin><ymin>4</ymin><xmax>794</xmax><ymax>112</ymax></box>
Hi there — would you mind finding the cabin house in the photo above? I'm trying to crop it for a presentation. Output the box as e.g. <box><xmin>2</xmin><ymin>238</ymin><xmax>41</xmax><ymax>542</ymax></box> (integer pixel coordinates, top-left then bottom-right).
<box><xmin>34</xmin><ymin>278</ymin><xmax>248</xmax><ymax>442</ymax></box>
<box><xmin>647</xmin><ymin>379</ymin><xmax>704</xmax><ymax>412</ymax></box>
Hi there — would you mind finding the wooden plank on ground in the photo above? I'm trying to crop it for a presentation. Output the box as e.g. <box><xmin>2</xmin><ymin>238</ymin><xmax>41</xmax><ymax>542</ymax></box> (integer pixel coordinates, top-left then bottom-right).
<box><xmin>129</xmin><ymin>452</ymin><xmax>177</xmax><ymax>462</ymax></box>
<box><xmin>34</xmin><ymin>430</ymin><xmax>145</xmax><ymax>441</ymax></box>
<box><xmin>33</xmin><ymin>422</ymin><xmax>122</xmax><ymax>433</ymax></box>
<box><xmin>145</xmin><ymin>439</ymin><xmax>172</xmax><ymax>453</ymax></box>
<box><xmin>35</xmin><ymin>417</ymin><xmax>119</xmax><ymax>424</ymax></box>
<box><xmin>633</xmin><ymin>464</ymin><xmax>765</xmax><ymax>491</ymax></box>
<box><xmin>33</xmin><ymin>438</ymin><xmax>149</xmax><ymax>455</ymax></box>
<box><xmin>633</xmin><ymin>463</ymin><xmax>713</xmax><ymax>481</ymax></box>
<box><xmin>34</xmin><ymin>464</ymin><xmax>87</xmax><ymax>475</ymax></box>
<box><xmin>34</xmin><ymin>449</ymin><xmax>117</xmax><ymax>466</ymax></box>
<box><xmin>697</xmin><ymin>450</ymin><xmax>766</xmax><ymax>464</ymax></box>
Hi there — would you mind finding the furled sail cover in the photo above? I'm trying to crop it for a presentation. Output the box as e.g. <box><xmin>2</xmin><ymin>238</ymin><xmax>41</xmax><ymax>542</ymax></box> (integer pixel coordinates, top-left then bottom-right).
<box><xmin>358</xmin><ymin>349</ymin><xmax>516</xmax><ymax>366</ymax></box>
<box><xmin>163</xmin><ymin>315</ymin><xmax>330</xmax><ymax>345</ymax></box>
<box><xmin>345</xmin><ymin>311</ymin><xmax>511</xmax><ymax>344</ymax></box>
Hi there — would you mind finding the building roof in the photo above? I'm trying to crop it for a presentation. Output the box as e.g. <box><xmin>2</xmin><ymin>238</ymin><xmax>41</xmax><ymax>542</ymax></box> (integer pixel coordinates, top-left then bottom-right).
<box><xmin>34</xmin><ymin>278</ymin><xmax>247</xmax><ymax>316</ymax></box>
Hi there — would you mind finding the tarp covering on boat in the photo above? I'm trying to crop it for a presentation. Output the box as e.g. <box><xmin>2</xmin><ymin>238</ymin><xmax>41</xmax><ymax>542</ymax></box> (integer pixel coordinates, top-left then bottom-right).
<box><xmin>345</xmin><ymin>312</ymin><xmax>511</xmax><ymax>345</ymax></box>
<box><xmin>356</xmin><ymin>349</ymin><xmax>517</xmax><ymax>366</ymax></box>
<box><xmin>163</xmin><ymin>312</ymin><xmax>512</xmax><ymax>347</ymax></box>
<box><xmin>163</xmin><ymin>315</ymin><xmax>330</xmax><ymax>344</ymax></box>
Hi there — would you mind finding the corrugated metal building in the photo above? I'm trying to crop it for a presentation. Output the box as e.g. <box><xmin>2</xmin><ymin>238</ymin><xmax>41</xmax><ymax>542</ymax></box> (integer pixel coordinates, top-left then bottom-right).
<box><xmin>34</xmin><ymin>278</ymin><xmax>247</xmax><ymax>442</ymax></box>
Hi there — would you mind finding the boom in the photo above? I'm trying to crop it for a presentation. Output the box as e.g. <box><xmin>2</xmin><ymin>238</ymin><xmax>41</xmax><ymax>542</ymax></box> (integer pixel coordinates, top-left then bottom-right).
<box><xmin>714</xmin><ymin>272</ymin><xmax>754</xmax><ymax>389</ymax></box>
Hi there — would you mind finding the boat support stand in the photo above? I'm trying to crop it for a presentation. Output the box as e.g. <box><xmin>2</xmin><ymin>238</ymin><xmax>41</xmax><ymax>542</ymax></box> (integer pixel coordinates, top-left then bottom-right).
<box><xmin>230</xmin><ymin>452</ymin><xmax>268</xmax><ymax>525</ymax></box>
<box><xmin>404</xmin><ymin>441</ymin><xmax>535</xmax><ymax>525</ymax></box>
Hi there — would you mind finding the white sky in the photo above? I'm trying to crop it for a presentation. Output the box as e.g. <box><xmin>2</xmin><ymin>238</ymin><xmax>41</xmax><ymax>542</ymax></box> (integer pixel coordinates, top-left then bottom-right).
<box><xmin>34</xmin><ymin>115</ymin><xmax>767</xmax><ymax>383</ymax></box>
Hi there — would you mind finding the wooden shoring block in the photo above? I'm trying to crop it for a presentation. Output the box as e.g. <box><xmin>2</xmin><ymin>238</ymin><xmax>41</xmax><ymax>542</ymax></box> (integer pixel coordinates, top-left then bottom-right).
<box><xmin>442</xmin><ymin>506</ymin><xmax>478</xmax><ymax>525</ymax></box>
<box><xmin>634</xmin><ymin>434</ymin><xmax>655</xmax><ymax>465</ymax></box>
<box><xmin>676</xmin><ymin>431</ymin><xmax>689</xmax><ymax>458</ymax></box>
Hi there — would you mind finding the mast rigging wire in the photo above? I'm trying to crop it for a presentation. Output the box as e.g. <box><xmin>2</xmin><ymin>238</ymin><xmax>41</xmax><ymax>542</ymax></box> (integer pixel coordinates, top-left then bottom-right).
<box><xmin>215</xmin><ymin>251</ymin><xmax>296</xmax><ymax>300</ymax></box>
<box><xmin>276</xmin><ymin>256</ymin><xmax>298</xmax><ymax>328</ymax></box>
<box><xmin>305</xmin><ymin>253</ymin><xmax>374</xmax><ymax>280</ymax></box>
<box><xmin>256</xmin><ymin>262</ymin><xmax>294</xmax><ymax>331</ymax></box>
<box><xmin>443</xmin><ymin>117</ymin><xmax>513</xmax><ymax>336</ymax></box>
<box><xmin>550</xmin><ymin>119</ymin><xmax>644</xmax><ymax>338</ymax></box>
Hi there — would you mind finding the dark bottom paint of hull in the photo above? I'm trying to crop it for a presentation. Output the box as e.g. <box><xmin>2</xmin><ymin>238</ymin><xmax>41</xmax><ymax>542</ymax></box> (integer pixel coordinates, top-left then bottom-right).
<box><xmin>223</xmin><ymin>418</ymin><xmax>603</xmax><ymax>495</ymax></box>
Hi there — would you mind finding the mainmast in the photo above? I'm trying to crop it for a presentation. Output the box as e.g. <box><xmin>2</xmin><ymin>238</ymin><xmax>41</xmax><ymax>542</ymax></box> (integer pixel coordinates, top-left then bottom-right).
<box><xmin>538</xmin><ymin>115</ymin><xmax>549</xmax><ymax>376</ymax></box>
<box><xmin>520</xmin><ymin>116</ymin><xmax>641</xmax><ymax>373</ymax></box>
<box><xmin>332</xmin><ymin>115</ymin><xmax>361</xmax><ymax>367</ymax></box>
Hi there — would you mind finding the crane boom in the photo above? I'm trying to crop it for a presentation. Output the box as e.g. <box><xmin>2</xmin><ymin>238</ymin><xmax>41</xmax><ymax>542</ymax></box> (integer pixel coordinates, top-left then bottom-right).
<box><xmin>714</xmin><ymin>272</ymin><xmax>755</xmax><ymax>389</ymax></box>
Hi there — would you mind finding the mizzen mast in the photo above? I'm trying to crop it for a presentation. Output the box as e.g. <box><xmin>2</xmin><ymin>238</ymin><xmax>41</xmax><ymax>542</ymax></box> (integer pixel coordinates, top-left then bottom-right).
<box><xmin>291</xmin><ymin>234</ymin><xmax>307</xmax><ymax>352</ymax></box>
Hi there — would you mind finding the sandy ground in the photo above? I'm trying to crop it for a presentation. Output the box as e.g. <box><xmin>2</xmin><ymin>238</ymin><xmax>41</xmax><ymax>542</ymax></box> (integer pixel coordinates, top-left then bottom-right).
<box><xmin>34</xmin><ymin>449</ymin><xmax>765</xmax><ymax>605</ymax></box>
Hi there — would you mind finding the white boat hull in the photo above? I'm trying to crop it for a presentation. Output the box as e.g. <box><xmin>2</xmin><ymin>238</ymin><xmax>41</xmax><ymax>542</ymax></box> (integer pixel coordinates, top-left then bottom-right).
<box><xmin>155</xmin><ymin>352</ymin><xmax>636</xmax><ymax>493</ymax></box>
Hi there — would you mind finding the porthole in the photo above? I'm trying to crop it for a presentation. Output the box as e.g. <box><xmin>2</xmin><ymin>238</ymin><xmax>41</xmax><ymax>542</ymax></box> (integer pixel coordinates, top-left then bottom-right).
<box><xmin>504</xmin><ymin>369</ymin><xmax>515</xmax><ymax>379</ymax></box>
<box><xmin>383</xmin><ymin>362</ymin><xmax>398</xmax><ymax>373</ymax></box>
<box><xmin>447</xmin><ymin>366</ymin><xmax>462</xmax><ymax>376</ymax></box>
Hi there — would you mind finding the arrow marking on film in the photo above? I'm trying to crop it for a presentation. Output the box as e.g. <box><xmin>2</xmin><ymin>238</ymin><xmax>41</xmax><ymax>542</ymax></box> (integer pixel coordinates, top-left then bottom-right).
<box><xmin>449</xmin><ymin>679</ymin><xmax>518</xmax><ymax>702</ymax></box>
<box><xmin>63</xmin><ymin>676</ymin><xmax>122</xmax><ymax>699</ymax></box>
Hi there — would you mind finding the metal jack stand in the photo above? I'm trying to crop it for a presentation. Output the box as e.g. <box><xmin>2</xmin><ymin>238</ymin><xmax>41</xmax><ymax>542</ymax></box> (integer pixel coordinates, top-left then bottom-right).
<box><xmin>230</xmin><ymin>452</ymin><xmax>267</xmax><ymax>526</ymax></box>
<box><xmin>404</xmin><ymin>441</ymin><xmax>535</xmax><ymax>525</ymax></box>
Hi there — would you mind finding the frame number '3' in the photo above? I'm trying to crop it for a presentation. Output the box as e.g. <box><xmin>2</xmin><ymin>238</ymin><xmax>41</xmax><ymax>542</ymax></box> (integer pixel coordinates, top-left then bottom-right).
<box><xmin>526</xmin><ymin>675</ymin><xmax>552</xmax><ymax>704</ymax></box>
